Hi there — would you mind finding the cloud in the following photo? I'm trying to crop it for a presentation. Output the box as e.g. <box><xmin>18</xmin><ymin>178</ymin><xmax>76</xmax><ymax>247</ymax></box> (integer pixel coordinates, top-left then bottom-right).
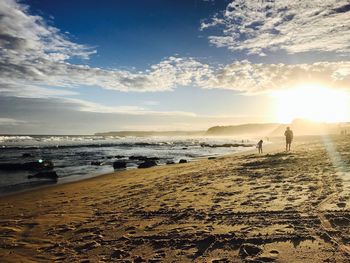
<box><xmin>1</xmin><ymin>0</ymin><xmax>349</xmax><ymax>100</ymax></box>
<box><xmin>0</xmin><ymin>0</ymin><xmax>211</xmax><ymax>94</ymax></box>
<box><xmin>62</xmin><ymin>98</ymin><xmax>196</xmax><ymax>116</ymax></box>
<box><xmin>201</xmin><ymin>60</ymin><xmax>350</xmax><ymax>94</ymax></box>
<box><xmin>201</xmin><ymin>0</ymin><xmax>350</xmax><ymax>55</ymax></box>
<box><xmin>0</xmin><ymin>117</ymin><xmax>26</xmax><ymax>126</ymax></box>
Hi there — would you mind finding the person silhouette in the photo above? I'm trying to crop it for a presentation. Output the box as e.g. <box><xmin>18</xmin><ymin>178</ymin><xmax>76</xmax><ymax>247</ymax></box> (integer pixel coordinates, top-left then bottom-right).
<box><xmin>284</xmin><ymin>127</ymin><xmax>293</xmax><ymax>151</ymax></box>
<box><xmin>257</xmin><ymin>139</ymin><xmax>263</xmax><ymax>154</ymax></box>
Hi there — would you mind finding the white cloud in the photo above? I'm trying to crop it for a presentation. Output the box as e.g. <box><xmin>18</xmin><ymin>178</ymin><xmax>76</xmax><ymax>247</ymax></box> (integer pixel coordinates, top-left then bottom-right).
<box><xmin>0</xmin><ymin>0</ymin><xmax>212</xmax><ymax>94</ymax></box>
<box><xmin>0</xmin><ymin>117</ymin><xmax>26</xmax><ymax>125</ymax></box>
<box><xmin>0</xmin><ymin>0</ymin><xmax>349</xmax><ymax>100</ymax></box>
<box><xmin>63</xmin><ymin>98</ymin><xmax>196</xmax><ymax>116</ymax></box>
<box><xmin>201</xmin><ymin>60</ymin><xmax>350</xmax><ymax>94</ymax></box>
<box><xmin>201</xmin><ymin>0</ymin><xmax>350</xmax><ymax>55</ymax></box>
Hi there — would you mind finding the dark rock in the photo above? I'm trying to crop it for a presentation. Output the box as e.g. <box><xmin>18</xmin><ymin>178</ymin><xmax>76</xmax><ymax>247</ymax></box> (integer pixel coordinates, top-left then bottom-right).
<box><xmin>106</xmin><ymin>156</ymin><xmax>113</xmax><ymax>159</ymax></box>
<box><xmin>22</xmin><ymin>160</ymin><xmax>54</xmax><ymax>171</ymax></box>
<box><xmin>239</xmin><ymin>243</ymin><xmax>262</xmax><ymax>258</ymax></box>
<box><xmin>179</xmin><ymin>159</ymin><xmax>187</xmax><ymax>164</ymax></box>
<box><xmin>0</xmin><ymin>163</ymin><xmax>23</xmax><ymax>171</ymax></box>
<box><xmin>91</xmin><ymin>161</ymin><xmax>102</xmax><ymax>166</ymax></box>
<box><xmin>113</xmin><ymin>161</ymin><xmax>127</xmax><ymax>169</ymax></box>
<box><xmin>182</xmin><ymin>147</ymin><xmax>188</xmax><ymax>150</ymax></box>
<box><xmin>166</xmin><ymin>161</ymin><xmax>175</xmax><ymax>165</ymax></box>
<box><xmin>208</xmin><ymin>157</ymin><xmax>217</xmax><ymax>160</ymax></box>
<box><xmin>22</xmin><ymin>153</ymin><xmax>32</xmax><ymax>158</ymax></box>
<box><xmin>28</xmin><ymin>171</ymin><xmax>58</xmax><ymax>180</ymax></box>
<box><xmin>138</xmin><ymin>160</ymin><xmax>157</xmax><ymax>169</ymax></box>
<box><xmin>0</xmin><ymin>160</ymin><xmax>54</xmax><ymax>171</ymax></box>
<box><xmin>129</xmin><ymin>155</ymin><xmax>159</xmax><ymax>161</ymax></box>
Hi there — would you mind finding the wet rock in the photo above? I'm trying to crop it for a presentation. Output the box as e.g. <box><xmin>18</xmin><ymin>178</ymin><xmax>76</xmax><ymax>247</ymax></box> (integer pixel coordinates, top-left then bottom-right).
<box><xmin>208</xmin><ymin>157</ymin><xmax>217</xmax><ymax>160</ymax></box>
<box><xmin>239</xmin><ymin>243</ymin><xmax>262</xmax><ymax>258</ymax></box>
<box><xmin>22</xmin><ymin>153</ymin><xmax>32</xmax><ymax>158</ymax></box>
<box><xmin>91</xmin><ymin>161</ymin><xmax>102</xmax><ymax>166</ymax></box>
<box><xmin>22</xmin><ymin>160</ymin><xmax>54</xmax><ymax>171</ymax></box>
<box><xmin>138</xmin><ymin>160</ymin><xmax>157</xmax><ymax>169</ymax></box>
<box><xmin>179</xmin><ymin>159</ymin><xmax>187</xmax><ymax>164</ymax></box>
<box><xmin>0</xmin><ymin>160</ymin><xmax>54</xmax><ymax>171</ymax></box>
<box><xmin>0</xmin><ymin>163</ymin><xmax>23</xmax><ymax>170</ymax></box>
<box><xmin>28</xmin><ymin>171</ymin><xmax>58</xmax><ymax>180</ymax></box>
<box><xmin>113</xmin><ymin>161</ymin><xmax>127</xmax><ymax>169</ymax></box>
<box><xmin>166</xmin><ymin>161</ymin><xmax>175</xmax><ymax>165</ymax></box>
<box><xmin>129</xmin><ymin>156</ymin><xmax>159</xmax><ymax>161</ymax></box>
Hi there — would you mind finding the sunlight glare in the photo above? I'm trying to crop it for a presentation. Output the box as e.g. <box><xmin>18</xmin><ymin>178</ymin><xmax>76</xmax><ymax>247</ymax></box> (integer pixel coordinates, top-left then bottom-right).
<box><xmin>273</xmin><ymin>84</ymin><xmax>349</xmax><ymax>123</ymax></box>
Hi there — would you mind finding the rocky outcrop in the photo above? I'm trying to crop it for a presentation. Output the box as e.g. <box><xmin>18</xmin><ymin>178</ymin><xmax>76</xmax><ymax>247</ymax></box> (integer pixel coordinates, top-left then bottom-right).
<box><xmin>138</xmin><ymin>160</ymin><xmax>157</xmax><ymax>169</ymax></box>
<box><xmin>0</xmin><ymin>160</ymin><xmax>54</xmax><ymax>171</ymax></box>
<box><xmin>113</xmin><ymin>161</ymin><xmax>127</xmax><ymax>169</ymax></box>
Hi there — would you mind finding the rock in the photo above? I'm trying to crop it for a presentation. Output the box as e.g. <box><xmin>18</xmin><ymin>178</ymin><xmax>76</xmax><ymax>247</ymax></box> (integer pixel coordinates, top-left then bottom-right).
<box><xmin>91</xmin><ymin>161</ymin><xmax>102</xmax><ymax>166</ymax></box>
<box><xmin>129</xmin><ymin>156</ymin><xmax>159</xmax><ymax>161</ymax></box>
<box><xmin>0</xmin><ymin>163</ymin><xmax>23</xmax><ymax>171</ymax></box>
<box><xmin>115</xmin><ymin>155</ymin><xmax>125</xmax><ymax>158</ymax></box>
<box><xmin>106</xmin><ymin>156</ymin><xmax>113</xmax><ymax>159</ymax></box>
<box><xmin>28</xmin><ymin>171</ymin><xmax>58</xmax><ymax>180</ymax></box>
<box><xmin>166</xmin><ymin>161</ymin><xmax>175</xmax><ymax>165</ymax></box>
<box><xmin>138</xmin><ymin>160</ymin><xmax>157</xmax><ymax>169</ymax></box>
<box><xmin>22</xmin><ymin>153</ymin><xmax>32</xmax><ymax>158</ymax></box>
<box><xmin>208</xmin><ymin>157</ymin><xmax>217</xmax><ymax>160</ymax></box>
<box><xmin>113</xmin><ymin>161</ymin><xmax>127</xmax><ymax>169</ymax></box>
<box><xmin>179</xmin><ymin>159</ymin><xmax>187</xmax><ymax>164</ymax></box>
<box><xmin>0</xmin><ymin>160</ymin><xmax>54</xmax><ymax>171</ymax></box>
<box><xmin>22</xmin><ymin>160</ymin><xmax>54</xmax><ymax>171</ymax></box>
<box><xmin>239</xmin><ymin>243</ymin><xmax>262</xmax><ymax>258</ymax></box>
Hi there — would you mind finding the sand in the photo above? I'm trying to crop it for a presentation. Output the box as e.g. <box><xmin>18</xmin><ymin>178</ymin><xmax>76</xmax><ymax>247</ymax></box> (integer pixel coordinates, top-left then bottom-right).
<box><xmin>0</xmin><ymin>135</ymin><xmax>350</xmax><ymax>262</ymax></box>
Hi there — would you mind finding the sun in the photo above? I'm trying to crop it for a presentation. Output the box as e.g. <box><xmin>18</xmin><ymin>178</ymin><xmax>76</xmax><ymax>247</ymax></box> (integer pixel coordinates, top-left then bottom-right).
<box><xmin>273</xmin><ymin>84</ymin><xmax>349</xmax><ymax>123</ymax></box>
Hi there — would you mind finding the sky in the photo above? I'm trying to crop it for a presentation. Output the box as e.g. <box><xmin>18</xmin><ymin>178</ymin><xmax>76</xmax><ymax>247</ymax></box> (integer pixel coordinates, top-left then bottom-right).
<box><xmin>0</xmin><ymin>0</ymin><xmax>349</xmax><ymax>134</ymax></box>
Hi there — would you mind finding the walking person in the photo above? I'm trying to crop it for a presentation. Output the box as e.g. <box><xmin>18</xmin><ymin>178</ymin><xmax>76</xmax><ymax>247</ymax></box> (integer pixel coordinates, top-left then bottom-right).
<box><xmin>284</xmin><ymin>127</ymin><xmax>293</xmax><ymax>151</ymax></box>
<box><xmin>257</xmin><ymin>139</ymin><xmax>263</xmax><ymax>154</ymax></box>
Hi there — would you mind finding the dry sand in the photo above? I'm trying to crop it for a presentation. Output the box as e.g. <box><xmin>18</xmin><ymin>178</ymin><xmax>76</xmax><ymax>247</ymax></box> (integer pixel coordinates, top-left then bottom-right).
<box><xmin>0</xmin><ymin>136</ymin><xmax>350</xmax><ymax>262</ymax></box>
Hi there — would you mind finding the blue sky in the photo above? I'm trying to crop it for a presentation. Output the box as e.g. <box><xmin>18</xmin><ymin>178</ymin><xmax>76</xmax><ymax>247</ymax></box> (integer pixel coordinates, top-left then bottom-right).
<box><xmin>0</xmin><ymin>0</ymin><xmax>349</xmax><ymax>134</ymax></box>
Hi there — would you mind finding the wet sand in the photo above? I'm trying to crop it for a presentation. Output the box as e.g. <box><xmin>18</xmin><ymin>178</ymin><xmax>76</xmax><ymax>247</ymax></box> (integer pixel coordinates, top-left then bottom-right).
<box><xmin>0</xmin><ymin>135</ymin><xmax>350</xmax><ymax>262</ymax></box>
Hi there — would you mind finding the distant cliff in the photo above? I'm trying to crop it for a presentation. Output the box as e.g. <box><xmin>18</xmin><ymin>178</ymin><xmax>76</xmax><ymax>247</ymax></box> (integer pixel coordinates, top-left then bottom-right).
<box><xmin>206</xmin><ymin>120</ymin><xmax>350</xmax><ymax>136</ymax></box>
<box><xmin>206</xmin><ymin>123</ymin><xmax>283</xmax><ymax>136</ymax></box>
<box><xmin>94</xmin><ymin>130</ymin><xmax>205</xmax><ymax>137</ymax></box>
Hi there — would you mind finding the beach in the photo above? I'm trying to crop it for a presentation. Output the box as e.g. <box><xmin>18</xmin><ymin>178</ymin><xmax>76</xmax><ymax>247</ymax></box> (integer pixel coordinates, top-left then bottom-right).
<box><xmin>0</xmin><ymin>135</ymin><xmax>350</xmax><ymax>262</ymax></box>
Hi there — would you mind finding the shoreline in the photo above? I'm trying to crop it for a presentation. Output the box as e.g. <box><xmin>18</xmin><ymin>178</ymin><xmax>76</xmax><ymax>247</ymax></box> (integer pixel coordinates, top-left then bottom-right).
<box><xmin>1</xmin><ymin>135</ymin><xmax>348</xmax><ymax>262</ymax></box>
<box><xmin>0</xmin><ymin>140</ymin><xmax>263</xmax><ymax>198</ymax></box>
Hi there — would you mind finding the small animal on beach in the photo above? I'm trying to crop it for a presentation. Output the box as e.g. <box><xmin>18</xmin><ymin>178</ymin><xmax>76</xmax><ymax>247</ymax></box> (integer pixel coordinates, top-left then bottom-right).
<box><xmin>284</xmin><ymin>126</ymin><xmax>293</xmax><ymax>151</ymax></box>
<box><xmin>257</xmin><ymin>139</ymin><xmax>263</xmax><ymax>154</ymax></box>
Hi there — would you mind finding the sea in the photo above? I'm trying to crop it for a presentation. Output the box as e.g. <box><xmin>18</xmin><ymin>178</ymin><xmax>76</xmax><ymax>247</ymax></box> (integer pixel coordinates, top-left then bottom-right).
<box><xmin>0</xmin><ymin>135</ymin><xmax>255</xmax><ymax>195</ymax></box>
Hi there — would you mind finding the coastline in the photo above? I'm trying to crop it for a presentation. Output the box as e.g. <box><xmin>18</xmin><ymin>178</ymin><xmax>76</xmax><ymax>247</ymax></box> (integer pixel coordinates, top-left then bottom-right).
<box><xmin>0</xmin><ymin>139</ymin><xmax>260</xmax><ymax>198</ymax></box>
<box><xmin>1</xmin><ymin>135</ymin><xmax>349</xmax><ymax>262</ymax></box>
